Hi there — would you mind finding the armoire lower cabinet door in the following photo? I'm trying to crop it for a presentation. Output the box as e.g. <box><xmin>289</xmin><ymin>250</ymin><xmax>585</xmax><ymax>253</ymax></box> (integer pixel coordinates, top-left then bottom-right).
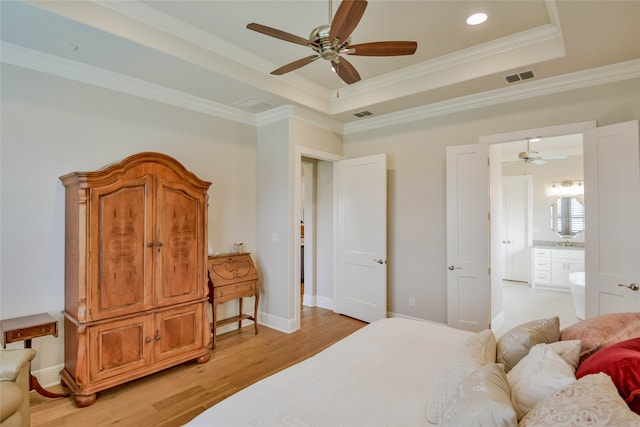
<box><xmin>89</xmin><ymin>315</ymin><xmax>154</xmax><ymax>383</ymax></box>
<box><xmin>154</xmin><ymin>302</ymin><xmax>205</xmax><ymax>362</ymax></box>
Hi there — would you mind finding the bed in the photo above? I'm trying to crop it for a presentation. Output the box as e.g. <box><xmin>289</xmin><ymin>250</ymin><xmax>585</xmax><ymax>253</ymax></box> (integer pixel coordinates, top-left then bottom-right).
<box><xmin>186</xmin><ymin>313</ymin><xmax>640</xmax><ymax>427</ymax></box>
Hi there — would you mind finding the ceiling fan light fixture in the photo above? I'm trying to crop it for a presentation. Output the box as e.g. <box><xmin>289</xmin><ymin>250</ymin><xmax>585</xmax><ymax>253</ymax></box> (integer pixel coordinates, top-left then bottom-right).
<box><xmin>466</xmin><ymin>12</ymin><xmax>488</xmax><ymax>26</ymax></box>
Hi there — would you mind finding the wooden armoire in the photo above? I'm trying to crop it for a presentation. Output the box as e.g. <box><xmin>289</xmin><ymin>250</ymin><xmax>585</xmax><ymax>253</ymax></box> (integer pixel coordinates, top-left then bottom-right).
<box><xmin>59</xmin><ymin>152</ymin><xmax>211</xmax><ymax>407</ymax></box>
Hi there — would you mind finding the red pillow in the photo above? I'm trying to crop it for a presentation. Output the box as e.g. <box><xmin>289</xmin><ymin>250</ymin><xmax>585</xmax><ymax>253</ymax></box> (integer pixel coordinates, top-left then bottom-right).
<box><xmin>576</xmin><ymin>336</ymin><xmax>640</xmax><ymax>414</ymax></box>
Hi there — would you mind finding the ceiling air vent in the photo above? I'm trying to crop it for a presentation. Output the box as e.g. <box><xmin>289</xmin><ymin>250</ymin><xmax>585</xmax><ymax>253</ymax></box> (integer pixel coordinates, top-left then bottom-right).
<box><xmin>353</xmin><ymin>110</ymin><xmax>373</xmax><ymax>118</ymax></box>
<box><xmin>234</xmin><ymin>97</ymin><xmax>273</xmax><ymax>113</ymax></box>
<box><xmin>504</xmin><ymin>70</ymin><xmax>536</xmax><ymax>84</ymax></box>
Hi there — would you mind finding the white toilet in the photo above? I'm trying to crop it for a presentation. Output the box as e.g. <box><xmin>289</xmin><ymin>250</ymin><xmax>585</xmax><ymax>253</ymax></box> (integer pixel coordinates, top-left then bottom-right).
<box><xmin>569</xmin><ymin>272</ymin><xmax>585</xmax><ymax>320</ymax></box>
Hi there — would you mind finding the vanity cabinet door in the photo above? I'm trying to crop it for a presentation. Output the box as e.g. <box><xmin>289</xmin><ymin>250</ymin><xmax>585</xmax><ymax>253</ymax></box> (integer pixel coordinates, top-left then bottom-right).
<box><xmin>550</xmin><ymin>250</ymin><xmax>584</xmax><ymax>287</ymax></box>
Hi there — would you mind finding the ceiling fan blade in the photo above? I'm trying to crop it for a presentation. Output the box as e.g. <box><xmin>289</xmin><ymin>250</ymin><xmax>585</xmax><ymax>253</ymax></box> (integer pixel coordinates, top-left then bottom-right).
<box><xmin>331</xmin><ymin>57</ymin><xmax>361</xmax><ymax>84</ymax></box>
<box><xmin>347</xmin><ymin>41</ymin><xmax>417</xmax><ymax>56</ymax></box>
<box><xmin>247</xmin><ymin>23</ymin><xmax>314</xmax><ymax>47</ymax></box>
<box><xmin>329</xmin><ymin>0</ymin><xmax>368</xmax><ymax>45</ymax></box>
<box><xmin>531</xmin><ymin>159</ymin><xmax>547</xmax><ymax>165</ymax></box>
<box><xmin>271</xmin><ymin>55</ymin><xmax>320</xmax><ymax>75</ymax></box>
<box><xmin>541</xmin><ymin>155</ymin><xmax>568</xmax><ymax>160</ymax></box>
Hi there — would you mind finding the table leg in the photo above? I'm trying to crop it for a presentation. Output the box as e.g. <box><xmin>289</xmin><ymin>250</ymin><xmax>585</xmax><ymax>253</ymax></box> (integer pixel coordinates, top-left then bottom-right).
<box><xmin>212</xmin><ymin>301</ymin><xmax>217</xmax><ymax>349</ymax></box>
<box><xmin>254</xmin><ymin>292</ymin><xmax>259</xmax><ymax>335</ymax></box>
<box><xmin>24</xmin><ymin>339</ymin><xmax>70</xmax><ymax>398</ymax></box>
<box><xmin>30</xmin><ymin>374</ymin><xmax>70</xmax><ymax>398</ymax></box>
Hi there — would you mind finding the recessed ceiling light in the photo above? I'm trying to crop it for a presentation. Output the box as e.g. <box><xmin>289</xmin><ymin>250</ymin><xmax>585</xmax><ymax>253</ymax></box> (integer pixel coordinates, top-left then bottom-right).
<box><xmin>466</xmin><ymin>13</ymin><xmax>488</xmax><ymax>26</ymax></box>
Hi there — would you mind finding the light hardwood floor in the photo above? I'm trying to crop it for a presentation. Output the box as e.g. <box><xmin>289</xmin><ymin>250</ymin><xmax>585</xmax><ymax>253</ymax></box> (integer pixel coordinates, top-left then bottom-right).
<box><xmin>30</xmin><ymin>307</ymin><xmax>366</xmax><ymax>427</ymax></box>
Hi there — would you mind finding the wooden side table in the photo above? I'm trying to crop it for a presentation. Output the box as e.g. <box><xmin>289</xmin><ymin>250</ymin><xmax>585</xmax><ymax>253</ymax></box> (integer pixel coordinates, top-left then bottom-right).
<box><xmin>207</xmin><ymin>253</ymin><xmax>259</xmax><ymax>348</ymax></box>
<box><xmin>1</xmin><ymin>312</ymin><xmax>69</xmax><ymax>398</ymax></box>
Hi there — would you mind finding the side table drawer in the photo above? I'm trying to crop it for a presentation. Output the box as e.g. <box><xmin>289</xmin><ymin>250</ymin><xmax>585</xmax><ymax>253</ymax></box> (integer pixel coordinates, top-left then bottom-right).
<box><xmin>5</xmin><ymin>323</ymin><xmax>57</xmax><ymax>344</ymax></box>
<box><xmin>214</xmin><ymin>281</ymin><xmax>256</xmax><ymax>300</ymax></box>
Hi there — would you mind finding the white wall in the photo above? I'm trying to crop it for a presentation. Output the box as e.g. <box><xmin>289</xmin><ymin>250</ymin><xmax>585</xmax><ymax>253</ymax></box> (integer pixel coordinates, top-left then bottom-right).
<box><xmin>343</xmin><ymin>78</ymin><xmax>640</xmax><ymax>323</ymax></box>
<box><xmin>315</xmin><ymin>160</ymin><xmax>335</xmax><ymax>306</ymax></box>
<box><xmin>0</xmin><ymin>64</ymin><xmax>257</xmax><ymax>381</ymax></box>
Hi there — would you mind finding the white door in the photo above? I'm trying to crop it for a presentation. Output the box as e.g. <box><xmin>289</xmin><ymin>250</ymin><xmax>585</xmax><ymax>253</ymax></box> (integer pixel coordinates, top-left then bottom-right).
<box><xmin>502</xmin><ymin>176</ymin><xmax>532</xmax><ymax>282</ymax></box>
<box><xmin>336</xmin><ymin>154</ymin><xmax>387</xmax><ymax>323</ymax></box>
<box><xmin>446</xmin><ymin>144</ymin><xmax>491</xmax><ymax>332</ymax></box>
<box><xmin>584</xmin><ymin>120</ymin><xmax>640</xmax><ymax>316</ymax></box>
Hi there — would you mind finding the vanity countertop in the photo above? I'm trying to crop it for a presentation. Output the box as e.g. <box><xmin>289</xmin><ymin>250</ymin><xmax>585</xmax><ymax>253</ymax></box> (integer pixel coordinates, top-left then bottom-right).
<box><xmin>532</xmin><ymin>240</ymin><xmax>584</xmax><ymax>250</ymax></box>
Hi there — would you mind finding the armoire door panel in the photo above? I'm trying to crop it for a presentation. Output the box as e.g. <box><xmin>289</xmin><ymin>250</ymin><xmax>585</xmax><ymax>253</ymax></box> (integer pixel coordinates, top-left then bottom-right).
<box><xmin>90</xmin><ymin>177</ymin><xmax>154</xmax><ymax>320</ymax></box>
<box><xmin>154</xmin><ymin>303</ymin><xmax>203</xmax><ymax>362</ymax></box>
<box><xmin>156</xmin><ymin>180</ymin><xmax>205</xmax><ymax>306</ymax></box>
<box><xmin>89</xmin><ymin>315</ymin><xmax>153</xmax><ymax>382</ymax></box>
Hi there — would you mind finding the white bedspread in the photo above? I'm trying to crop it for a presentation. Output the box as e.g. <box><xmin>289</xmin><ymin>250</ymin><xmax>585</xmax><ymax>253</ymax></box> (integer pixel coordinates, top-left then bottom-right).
<box><xmin>186</xmin><ymin>317</ymin><xmax>473</xmax><ymax>427</ymax></box>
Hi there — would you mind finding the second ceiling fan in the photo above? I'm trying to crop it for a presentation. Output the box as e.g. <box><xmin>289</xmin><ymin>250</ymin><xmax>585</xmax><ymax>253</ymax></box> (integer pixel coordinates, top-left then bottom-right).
<box><xmin>247</xmin><ymin>0</ymin><xmax>417</xmax><ymax>85</ymax></box>
<box><xmin>518</xmin><ymin>138</ymin><xmax>568</xmax><ymax>165</ymax></box>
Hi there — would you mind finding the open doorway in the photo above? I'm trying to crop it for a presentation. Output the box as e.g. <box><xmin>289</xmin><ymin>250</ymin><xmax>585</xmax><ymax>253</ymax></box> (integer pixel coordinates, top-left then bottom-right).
<box><xmin>490</xmin><ymin>132</ymin><xmax>586</xmax><ymax>335</ymax></box>
<box><xmin>296</xmin><ymin>152</ymin><xmax>340</xmax><ymax>324</ymax></box>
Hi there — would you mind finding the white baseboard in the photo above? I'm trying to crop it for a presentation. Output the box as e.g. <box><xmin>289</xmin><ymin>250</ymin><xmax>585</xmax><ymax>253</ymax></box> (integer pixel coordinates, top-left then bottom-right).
<box><xmin>33</xmin><ymin>364</ymin><xmax>64</xmax><ymax>389</ymax></box>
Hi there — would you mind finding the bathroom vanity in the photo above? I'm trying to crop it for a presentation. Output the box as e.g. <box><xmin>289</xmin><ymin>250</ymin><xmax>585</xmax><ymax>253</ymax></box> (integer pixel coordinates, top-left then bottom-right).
<box><xmin>531</xmin><ymin>245</ymin><xmax>584</xmax><ymax>290</ymax></box>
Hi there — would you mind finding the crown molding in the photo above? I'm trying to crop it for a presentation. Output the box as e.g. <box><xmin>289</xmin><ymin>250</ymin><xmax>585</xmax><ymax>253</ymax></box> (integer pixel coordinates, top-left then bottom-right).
<box><xmin>343</xmin><ymin>59</ymin><xmax>640</xmax><ymax>135</ymax></box>
<box><xmin>255</xmin><ymin>105</ymin><xmax>343</xmax><ymax>134</ymax></box>
<box><xmin>3</xmin><ymin>42</ymin><xmax>638</xmax><ymax>137</ymax></box>
<box><xmin>93</xmin><ymin>0</ymin><xmax>330</xmax><ymax>101</ymax></box>
<box><xmin>334</xmin><ymin>23</ymin><xmax>563</xmax><ymax>104</ymax></box>
<box><xmin>1</xmin><ymin>41</ymin><xmax>255</xmax><ymax>126</ymax></box>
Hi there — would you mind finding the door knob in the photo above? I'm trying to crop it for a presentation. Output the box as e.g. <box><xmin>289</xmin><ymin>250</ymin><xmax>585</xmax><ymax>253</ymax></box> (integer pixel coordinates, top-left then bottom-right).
<box><xmin>618</xmin><ymin>283</ymin><xmax>640</xmax><ymax>291</ymax></box>
<box><xmin>448</xmin><ymin>265</ymin><xmax>462</xmax><ymax>271</ymax></box>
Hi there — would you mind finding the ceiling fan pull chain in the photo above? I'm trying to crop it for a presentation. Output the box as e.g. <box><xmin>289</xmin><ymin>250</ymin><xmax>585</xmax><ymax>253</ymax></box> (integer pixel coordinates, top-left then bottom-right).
<box><xmin>335</xmin><ymin>62</ymin><xmax>340</xmax><ymax>98</ymax></box>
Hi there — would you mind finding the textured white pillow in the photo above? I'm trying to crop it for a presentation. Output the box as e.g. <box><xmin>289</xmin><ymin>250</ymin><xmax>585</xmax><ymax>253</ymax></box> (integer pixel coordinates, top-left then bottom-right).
<box><xmin>442</xmin><ymin>363</ymin><xmax>517</xmax><ymax>427</ymax></box>
<box><xmin>546</xmin><ymin>339</ymin><xmax>581</xmax><ymax>370</ymax></box>
<box><xmin>507</xmin><ymin>343</ymin><xmax>577</xmax><ymax>420</ymax></box>
<box><xmin>426</xmin><ymin>329</ymin><xmax>496</xmax><ymax>425</ymax></box>
<box><xmin>520</xmin><ymin>373</ymin><xmax>640</xmax><ymax>426</ymax></box>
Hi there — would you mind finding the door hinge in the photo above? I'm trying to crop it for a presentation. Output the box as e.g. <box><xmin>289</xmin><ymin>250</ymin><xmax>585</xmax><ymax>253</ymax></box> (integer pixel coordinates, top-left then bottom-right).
<box><xmin>488</xmin><ymin>267</ymin><xmax>491</xmax><ymax>276</ymax></box>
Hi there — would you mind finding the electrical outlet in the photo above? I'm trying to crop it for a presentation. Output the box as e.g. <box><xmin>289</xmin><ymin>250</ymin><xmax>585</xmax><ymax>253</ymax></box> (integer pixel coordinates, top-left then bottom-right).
<box><xmin>409</xmin><ymin>297</ymin><xmax>415</xmax><ymax>307</ymax></box>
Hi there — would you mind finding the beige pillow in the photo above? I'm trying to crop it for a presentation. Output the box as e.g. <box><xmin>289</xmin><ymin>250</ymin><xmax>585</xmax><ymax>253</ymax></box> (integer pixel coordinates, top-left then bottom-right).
<box><xmin>519</xmin><ymin>373</ymin><xmax>640</xmax><ymax>426</ymax></box>
<box><xmin>560</xmin><ymin>312</ymin><xmax>640</xmax><ymax>364</ymax></box>
<box><xmin>507</xmin><ymin>343</ymin><xmax>577</xmax><ymax>420</ymax></box>
<box><xmin>496</xmin><ymin>317</ymin><xmax>559</xmax><ymax>373</ymax></box>
<box><xmin>426</xmin><ymin>329</ymin><xmax>496</xmax><ymax>425</ymax></box>
<box><xmin>442</xmin><ymin>363</ymin><xmax>517</xmax><ymax>427</ymax></box>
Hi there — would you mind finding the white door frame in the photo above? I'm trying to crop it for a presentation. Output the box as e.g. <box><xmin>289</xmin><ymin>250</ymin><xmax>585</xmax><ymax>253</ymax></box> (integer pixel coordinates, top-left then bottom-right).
<box><xmin>293</xmin><ymin>146</ymin><xmax>342</xmax><ymax>331</ymax></box>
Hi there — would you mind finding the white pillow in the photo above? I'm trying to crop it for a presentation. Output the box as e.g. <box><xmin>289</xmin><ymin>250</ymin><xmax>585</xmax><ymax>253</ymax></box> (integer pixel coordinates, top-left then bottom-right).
<box><xmin>507</xmin><ymin>342</ymin><xmax>576</xmax><ymax>420</ymax></box>
<box><xmin>546</xmin><ymin>339</ymin><xmax>581</xmax><ymax>370</ymax></box>
<box><xmin>426</xmin><ymin>329</ymin><xmax>496</xmax><ymax>425</ymax></box>
<box><xmin>442</xmin><ymin>363</ymin><xmax>517</xmax><ymax>427</ymax></box>
<box><xmin>520</xmin><ymin>373</ymin><xmax>640</xmax><ymax>426</ymax></box>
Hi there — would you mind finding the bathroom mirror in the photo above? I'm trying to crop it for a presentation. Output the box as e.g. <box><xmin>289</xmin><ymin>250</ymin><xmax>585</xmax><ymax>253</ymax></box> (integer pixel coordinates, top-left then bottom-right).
<box><xmin>550</xmin><ymin>196</ymin><xmax>585</xmax><ymax>238</ymax></box>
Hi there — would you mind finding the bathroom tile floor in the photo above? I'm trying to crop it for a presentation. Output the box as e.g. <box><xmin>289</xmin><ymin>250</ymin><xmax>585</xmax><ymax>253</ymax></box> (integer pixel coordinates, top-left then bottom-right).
<box><xmin>494</xmin><ymin>280</ymin><xmax>580</xmax><ymax>338</ymax></box>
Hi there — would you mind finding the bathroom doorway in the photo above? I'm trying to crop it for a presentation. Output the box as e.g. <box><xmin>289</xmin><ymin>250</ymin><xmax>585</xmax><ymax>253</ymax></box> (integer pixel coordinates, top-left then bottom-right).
<box><xmin>485</xmin><ymin>125</ymin><xmax>589</xmax><ymax>334</ymax></box>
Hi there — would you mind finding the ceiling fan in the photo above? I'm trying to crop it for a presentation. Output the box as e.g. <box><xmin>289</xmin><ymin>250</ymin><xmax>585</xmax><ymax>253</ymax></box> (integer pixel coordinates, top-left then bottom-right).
<box><xmin>518</xmin><ymin>138</ymin><xmax>567</xmax><ymax>165</ymax></box>
<box><xmin>246</xmin><ymin>0</ymin><xmax>417</xmax><ymax>85</ymax></box>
